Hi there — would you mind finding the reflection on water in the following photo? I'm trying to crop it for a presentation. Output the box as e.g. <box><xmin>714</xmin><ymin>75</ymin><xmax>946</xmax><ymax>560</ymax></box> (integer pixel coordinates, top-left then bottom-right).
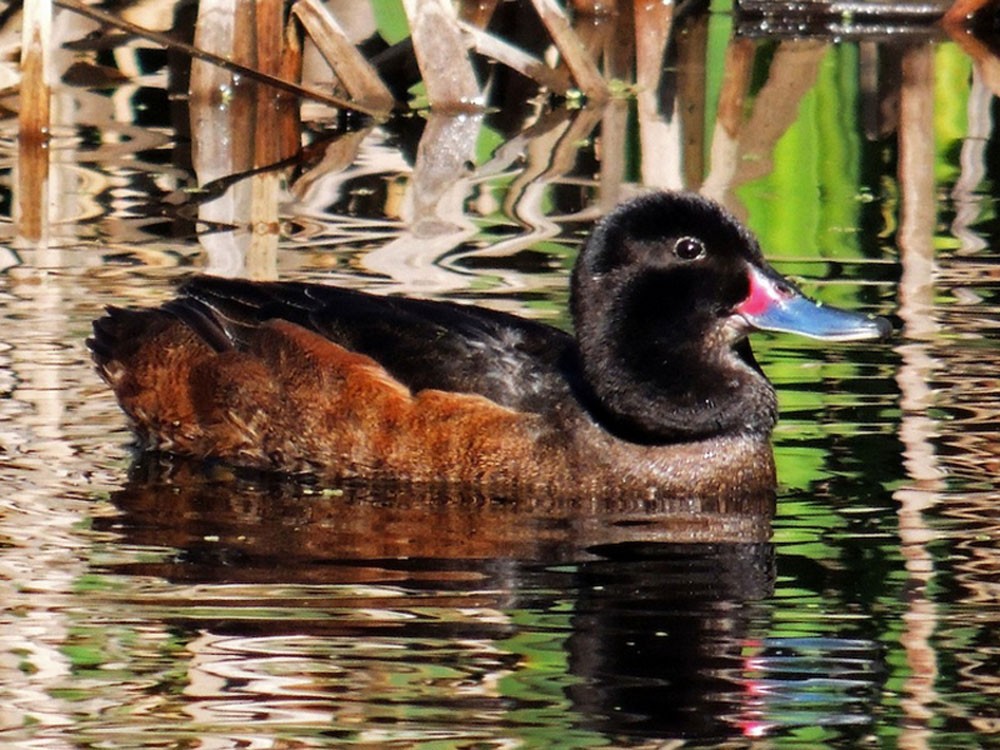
<box><xmin>91</xmin><ymin>458</ymin><xmax>781</xmax><ymax>743</ymax></box>
<box><xmin>1</xmin><ymin>0</ymin><xmax>1000</xmax><ymax>746</ymax></box>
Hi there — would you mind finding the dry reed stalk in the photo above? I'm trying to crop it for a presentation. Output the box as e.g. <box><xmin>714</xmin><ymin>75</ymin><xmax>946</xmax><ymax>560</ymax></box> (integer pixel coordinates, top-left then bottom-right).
<box><xmin>257</xmin><ymin>0</ymin><xmax>285</xmax><ymax>91</ymax></box>
<box><xmin>599</xmin><ymin>97</ymin><xmax>629</xmax><ymax>207</ymax></box>
<box><xmin>255</xmin><ymin>0</ymin><xmax>297</xmax><ymax>167</ymax></box>
<box><xmin>596</xmin><ymin>9</ymin><xmax>633</xmax><ymax>195</ymax></box>
<box><xmin>942</xmin><ymin>20</ymin><xmax>1000</xmax><ymax>97</ymax></box>
<box><xmin>714</xmin><ymin>39</ymin><xmax>755</xmax><ymax>140</ymax></box>
<box><xmin>460</xmin><ymin>22</ymin><xmax>573</xmax><ymax>95</ymax></box>
<box><xmin>675</xmin><ymin>13</ymin><xmax>708</xmax><ymax>189</ymax></box>
<box><xmin>571</xmin><ymin>2</ymin><xmax>614</xmax><ymax>69</ymax></box>
<box><xmin>18</xmin><ymin>0</ymin><xmax>52</xmax><ymax>241</ymax></box>
<box><xmin>942</xmin><ymin>0</ymin><xmax>993</xmax><ymax>22</ymax></box>
<box><xmin>53</xmin><ymin>0</ymin><xmax>380</xmax><ymax>117</ymax></box>
<box><xmin>635</xmin><ymin>0</ymin><xmax>673</xmax><ymax>94</ymax></box>
<box><xmin>603</xmin><ymin>3</ymin><xmax>632</xmax><ymax>80</ymax></box>
<box><xmin>189</xmin><ymin>0</ymin><xmax>258</xmax><ymax>275</ymax></box>
<box><xmin>190</xmin><ymin>0</ymin><xmax>255</xmax><ymax>119</ymax></box>
<box><xmin>247</xmin><ymin>0</ymin><xmax>286</xmax><ymax>280</ymax></box>
<box><xmin>19</xmin><ymin>0</ymin><xmax>50</xmax><ymax>142</ymax></box>
<box><xmin>635</xmin><ymin>0</ymin><xmax>680</xmax><ymax>190</ymax></box>
<box><xmin>280</xmin><ymin>16</ymin><xmax>305</xmax><ymax>156</ymax></box>
<box><xmin>403</xmin><ymin>0</ymin><xmax>482</xmax><ymax>111</ymax></box>
<box><xmin>530</xmin><ymin>0</ymin><xmax>609</xmax><ymax>101</ymax></box>
<box><xmin>456</xmin><ymin>0</ymin><xmax>577</xmax><ymax>96</ymax></box>
<box><xmin>700</xmin><ymin>39</ymin><xmax>753</xmax><ymax>205</ymax></box>
<box><xmin>291</xmin><ymin>0</ymin><xmax>395</xmax><ymax>115</ymax></box>
<box><xmin>704</xmin><ymin>39</ymin><xmax>827</xmax><ymax>206</ymax></box>
<box><xmin>735</xmin><ymin>41</ymin><xmax>827</xmax><ymax>186</ymax></box>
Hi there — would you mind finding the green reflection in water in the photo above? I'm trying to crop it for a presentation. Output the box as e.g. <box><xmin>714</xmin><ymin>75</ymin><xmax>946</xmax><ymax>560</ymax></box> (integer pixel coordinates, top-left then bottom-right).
<box><xmin>497</xmin><ymin>623</ymin><xmax>607</xmax><ymax>749</ymax></box>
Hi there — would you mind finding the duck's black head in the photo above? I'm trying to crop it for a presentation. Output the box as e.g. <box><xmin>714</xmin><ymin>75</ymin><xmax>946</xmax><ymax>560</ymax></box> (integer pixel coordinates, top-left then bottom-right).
<box><xmin>571</xmin><ymin>191</ymin><xmax>890</xmax><ymax>443</ymax></box>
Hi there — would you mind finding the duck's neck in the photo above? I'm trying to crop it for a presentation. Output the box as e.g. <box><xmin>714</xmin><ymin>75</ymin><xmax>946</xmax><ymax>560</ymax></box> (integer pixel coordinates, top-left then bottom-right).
<box><xmin>575</xmin><ymin>337</ymin><xmax>777</xmax><ymax>444</ymax></box>
<box><xmin>571</xmin><ymin>282</ymin><xmax>778</xmax><ymax>443</ymax></box>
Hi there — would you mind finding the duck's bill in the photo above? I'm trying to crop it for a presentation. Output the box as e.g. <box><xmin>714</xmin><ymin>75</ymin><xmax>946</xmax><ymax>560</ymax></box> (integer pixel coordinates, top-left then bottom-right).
<box><xmin>737</xmin><ymin>267</ymin><xmax>892</xmax><ymax>341</ymax></box>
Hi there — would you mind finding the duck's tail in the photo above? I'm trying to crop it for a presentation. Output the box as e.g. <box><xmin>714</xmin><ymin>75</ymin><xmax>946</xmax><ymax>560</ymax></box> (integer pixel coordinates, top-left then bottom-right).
<box><xmin>88</xmin><ymin>303</ymin><xmax>249</xmax><ymax>456</ymax></box>
<box><xmin>89</xmin><ymin>306</ymin><xmax>173</xmax><ymax>383</ymax></box>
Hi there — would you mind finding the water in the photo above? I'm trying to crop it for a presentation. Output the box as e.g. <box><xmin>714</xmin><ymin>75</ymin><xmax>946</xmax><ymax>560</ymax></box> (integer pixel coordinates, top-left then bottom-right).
<box><xmin>1</xmin><ymin>3</ymin><xmax>999</xmax><ymax>747</ymax></box>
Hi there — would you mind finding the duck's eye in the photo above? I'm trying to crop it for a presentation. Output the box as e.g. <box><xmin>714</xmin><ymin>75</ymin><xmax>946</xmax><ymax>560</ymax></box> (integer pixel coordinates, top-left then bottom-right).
<box><xmin>674</xmin><ymin>236</ymin><xmax>706</xmax><ymax>261</ymax></box>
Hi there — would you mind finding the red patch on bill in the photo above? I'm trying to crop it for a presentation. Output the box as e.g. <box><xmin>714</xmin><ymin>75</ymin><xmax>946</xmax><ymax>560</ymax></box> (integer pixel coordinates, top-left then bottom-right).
<box><xmin>738</xmin><ymin>267</ymin><xmax>788</xmax><ymax>316</ymax></box>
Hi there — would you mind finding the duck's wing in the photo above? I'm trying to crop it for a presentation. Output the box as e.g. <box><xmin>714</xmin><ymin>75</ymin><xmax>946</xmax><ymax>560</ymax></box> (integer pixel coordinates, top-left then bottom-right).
<box><xmin>166</xmin><ymin>275</ymin><xmax>576</xmax><ymax>412</ymax></box>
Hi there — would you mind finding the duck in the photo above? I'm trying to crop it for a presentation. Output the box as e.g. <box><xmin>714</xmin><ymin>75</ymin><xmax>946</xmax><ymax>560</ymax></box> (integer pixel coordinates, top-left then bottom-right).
<box><xmin>89</xmin><ymin>191</ymin><xmax>890</xmax><ymax>501</ymax></box>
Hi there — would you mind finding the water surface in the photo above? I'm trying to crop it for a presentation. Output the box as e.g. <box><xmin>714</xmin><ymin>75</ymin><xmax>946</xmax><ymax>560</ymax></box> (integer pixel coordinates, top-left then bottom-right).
<box><xmin>1</xmin><ymin>3</ymin><xmax>999</xmax><ymax>747</ymax></box>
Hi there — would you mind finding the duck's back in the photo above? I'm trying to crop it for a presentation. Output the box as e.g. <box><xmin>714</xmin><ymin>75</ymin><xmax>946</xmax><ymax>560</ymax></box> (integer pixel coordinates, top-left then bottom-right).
<box><xmin>174</xmin><ymin>276</ymin><xmax>577</xmax><ymax>411</ymax></box>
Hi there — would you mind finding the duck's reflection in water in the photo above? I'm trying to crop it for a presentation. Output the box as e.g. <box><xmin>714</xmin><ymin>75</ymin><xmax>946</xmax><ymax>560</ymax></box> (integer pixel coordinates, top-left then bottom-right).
<box><xmin>567</xmin><ymin>541</ymin><xmax>775</xmax><ymax>740</ymax></box>
<box><xmin>96</xmin><ymin>454</ymin><xmax>802</xmax><ymax>742</ymax></box>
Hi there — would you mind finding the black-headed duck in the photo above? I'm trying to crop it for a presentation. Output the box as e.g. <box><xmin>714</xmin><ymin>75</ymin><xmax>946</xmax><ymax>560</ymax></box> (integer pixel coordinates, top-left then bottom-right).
<box><xmin>89</xmin><ymin>192</ymin><xmax>890</xmax><ymax>500</ymax></box>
